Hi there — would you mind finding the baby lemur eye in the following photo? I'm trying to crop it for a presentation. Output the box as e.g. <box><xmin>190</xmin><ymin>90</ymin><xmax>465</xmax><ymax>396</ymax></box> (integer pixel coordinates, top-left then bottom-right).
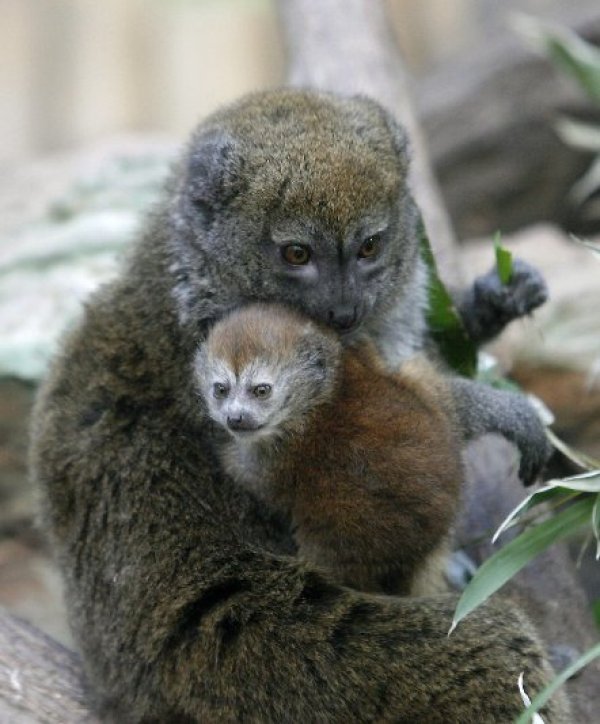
<box><xmin>253</xmin><ymin>384</ymin><xmax>272</xmax><ymax>399</ymax></box>
<box><xmin>213</xmin><ymin>383</ymin><xmax>229</xmax><ymax>399</ymax></box>
<box><xmin>358</xmin><ymin>234</ymin><xmax>381</xmax><ymax>259</ymax></box>
<box><xmin>281</xmin><ymin>244</ymin><xmax>311</xmax><ymax>266</ymax></box>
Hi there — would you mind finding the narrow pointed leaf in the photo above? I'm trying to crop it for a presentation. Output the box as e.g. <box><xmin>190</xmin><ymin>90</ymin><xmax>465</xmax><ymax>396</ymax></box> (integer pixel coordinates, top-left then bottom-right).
<box><xmin>513</xmin><ymin>14</ymin><xmax>600</xmax><ymax>103</ymax></box>
<box><xmin>494</xmin><ymin>232</ymin><xmax>513</xmax><ymax>284</ymax></box>
<box><xmin>450</xmin><ymin>497</ymin><xmax>595</xmax><ymax>633</ymax></box>
<box><xmin>419</xmin><ymin>223</ymin><xmax>477</xmax><ymax>377</ymax></box>
<box><xmin>518</xmin><ymin>673</ymin><xmax>545</xmax><ymax>724</ymax></box>
<box><xmin>546</xmin><ymin>427</ymin><xmax>600</xmax><ymax>469</ymax></box>
<box><xmin>492</xmin><ymin>485</ymin><xmax>567</xmax><ymax>543</ymax></box>
<box><xmin>593</xmin><ymin>494</ymin><xmax>600</xmax><ymax>560</ymax></box>
<box><xmin>550</xmin><ymin>469</ymin><xmax>600</xmax><ymax>492</ymax></box>
<box><xmin>515</xmin><ymin>642</ymin><xmax>600</xmax><ymax>724</ymax></box>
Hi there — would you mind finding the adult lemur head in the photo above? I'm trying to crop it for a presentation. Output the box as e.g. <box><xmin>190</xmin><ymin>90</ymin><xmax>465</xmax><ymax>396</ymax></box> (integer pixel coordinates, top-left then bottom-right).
<box><xmin>164</xmin><ymin>89</ymin><xmax>425</xmax><ymax>347</ymax></box>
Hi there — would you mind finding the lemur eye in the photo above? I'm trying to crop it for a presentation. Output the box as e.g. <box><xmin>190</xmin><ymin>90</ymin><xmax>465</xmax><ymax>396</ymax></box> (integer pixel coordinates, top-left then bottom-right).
<box><xmin>358</xmin><ymin>234</ymin><xmax>381</xmax><ymax>259</ymax></box>
<box><xmin>253</xmin><ymin>384</ymin><xmax>272</xmax><ymax>399</ymax></box>
<box><xmin>282</xmin><ymin>244</ymin><xmax>311</xmax><ymax>265</ymax></box>
<box><xmin>213</xmin><ymin>383</ymin><xmax>229</xmax><ymax>399</ymax></box>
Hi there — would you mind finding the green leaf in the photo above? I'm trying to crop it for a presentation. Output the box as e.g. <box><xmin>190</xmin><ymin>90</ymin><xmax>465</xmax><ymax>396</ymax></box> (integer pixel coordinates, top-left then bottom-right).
<box><xmin>593</xmin><ymin>599</ymin><xmax>600</xmax><ymax>630</ymax></box>
<box><xmin>492</xmin><ymin>485</ymin><xmax>572</xmax><ymax>543</ymax></box>
<box><xmin>494</xmin><ymin>232</ymin><xmax>513</xmax><ymax>284</ymax></box>
<box><xmin>593</xmin><ymin>494</ymin><xmax>600</xmax><ymax>560</ymax></box>
<box><xmin>553</xmin><ymin>469</ymin><xmax>600</xmax><ymax>492</ymax></box>
<box><xmin>419</xmin><ymin>224</ymin><xmax>477</xmax><ymax>377</ymax></box>
<box><xmin>514</xmin><ymin>14</ymin><xmax>600</xmax><ymax>103</ymax></box>
<box><xmin>546</xmin><ymin>427</ymin><xmax>600</xmax><ymax>469</ymax></box>
<box><xmin>515</xmin><ymin>642</ymin><xmax>600</xmax><ymax>724</ymax></box>
<box><xmin>450</xmin><ymin>497</ymin><xmax>595</xmax><ymax>633</ymax></box>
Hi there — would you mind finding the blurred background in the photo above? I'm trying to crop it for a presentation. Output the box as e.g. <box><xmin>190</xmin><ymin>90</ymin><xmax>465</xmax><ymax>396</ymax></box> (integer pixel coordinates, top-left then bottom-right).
<box><xmin>1</xmin><ymin>0</ymin><xmax>599</xmax><ymax>648</ymax></box>
<box><xmin>0</xmin><ymin>0</ymin><xmax>596</xmax><ymax>162</ymax></box>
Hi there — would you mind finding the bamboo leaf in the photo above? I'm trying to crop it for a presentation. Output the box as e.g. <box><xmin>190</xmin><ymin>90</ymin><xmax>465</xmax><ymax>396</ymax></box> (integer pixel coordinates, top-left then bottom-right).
<box><xmin>450</xmin><ymin>497</ymin><xmax>595</xmax><ymax>633</ymax></box>
<box><xmin>593</xmin><ymin>599</ymin><xmax>600</xmax><ymax>629</ymax></box>
<box><xmin>546</xmin><ymin>427</ymin><xmax>600</xmax><ymax>469</ymax></box>
<box><xmin>491</xmin><ymin>485</ymin><xmax>570</xmax><ymax>543</ymax></box>
<box><xmin>419</xmin><ymin>223</ymin><xmax>477</xmax><ymax>377</ymax></box>
<box><xmin>494</xmin><ymin>232</ymin><xmax>513</xmax><ymax>284</ymax></box>
<box><xmin>593</xmin><ymin>494</ymin><xmax>600</xmax><ymax>560</ymax></box>
<box><xmin>513</xmin><ymin>14</ymin><xmax>600</xmax><ymax>103</ymax></box>
<box><xmin>517</xmin><ymin>673</ymin><xmax>545</xmax><ymax>724</ymax></box>
<box><xmin>515</xmin><ymin>642</ymin><xmax>600</xmax><ymax>724</ymax></box>
<box><xmin>547</xmin><ymin>469</ymin><xmax>600</xmax><ymax>492</ymax></box>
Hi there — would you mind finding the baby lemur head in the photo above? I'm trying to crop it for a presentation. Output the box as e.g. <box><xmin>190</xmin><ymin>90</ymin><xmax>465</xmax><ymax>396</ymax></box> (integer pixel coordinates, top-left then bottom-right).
<box><xmin>168</xmin><ymin>89</ymin><xmax>422</xmax><ymax>337</ymax></box>
<box><xmin>195</xmin><ymin>304</ymin><xmax>341</xmax><ymax>440</ymax></box>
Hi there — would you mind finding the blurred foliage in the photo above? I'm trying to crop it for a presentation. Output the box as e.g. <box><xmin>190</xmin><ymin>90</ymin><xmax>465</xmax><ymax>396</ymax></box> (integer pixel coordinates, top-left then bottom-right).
<box><xmin>419</xmin><ymin>223</ymin><xmax>477</xmax><ymax>377</ymax></box>
<box><xmin>494</xmin><ymin>232</ymin><xmax>513</xmax><ymax>285</ymax></box>
<box><xmin>448</xmin><ymin>25</ymin><xmax>600</xmax><ymax>719</ymax></box>
<box><xmin>515</xmin><ymin>14</ymin><xmax>600</xmax><ymax>219</ymax></box>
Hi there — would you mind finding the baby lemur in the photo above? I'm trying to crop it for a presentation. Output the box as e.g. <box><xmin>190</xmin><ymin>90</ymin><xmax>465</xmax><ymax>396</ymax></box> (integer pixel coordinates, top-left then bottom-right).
<box><xmin>196</xmin><ymin>303</ymin><xmax>462</xmax><ymax>595</ymax></box>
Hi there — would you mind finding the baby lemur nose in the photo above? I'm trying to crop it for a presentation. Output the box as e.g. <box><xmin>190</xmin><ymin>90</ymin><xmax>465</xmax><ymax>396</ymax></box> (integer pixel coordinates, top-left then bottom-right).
<box><xmin>328</xmin><ymin>305</ymin><xmax>358</xmax><ymax>331</ymax></box>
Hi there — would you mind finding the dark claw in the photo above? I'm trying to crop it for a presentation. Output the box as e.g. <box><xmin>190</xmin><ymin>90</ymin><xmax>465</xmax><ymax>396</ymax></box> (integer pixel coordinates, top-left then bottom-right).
<box><xmin>518</xmin><ymin>426</ymin><xmax>553</xmax><ymax>486</ymax></box>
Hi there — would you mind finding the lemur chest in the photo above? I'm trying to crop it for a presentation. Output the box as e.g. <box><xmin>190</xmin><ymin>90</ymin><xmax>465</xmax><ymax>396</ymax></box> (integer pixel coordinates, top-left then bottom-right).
<box><xmin>220</xmin><ymin>439</ymin><xmax>267</xmax><ymax>499</ymax></box>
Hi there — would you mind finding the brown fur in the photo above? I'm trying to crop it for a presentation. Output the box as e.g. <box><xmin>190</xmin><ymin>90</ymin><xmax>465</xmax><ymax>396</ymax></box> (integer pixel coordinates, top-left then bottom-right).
<box><xmin>209</xmin><ymin>305</ymin><xmax>317</xmax><ymax>376</ymax></box>
<box><xmin>290</xmin><ymin>348</ymin><xmax>461</xmax><ymax>594</ymax></box>
<box><xmin>31</xmin><ymin>90</ymin><xmax>570</xmax><ymax>722</ymax></box>
<box><xmin>202</xmin><ymin>306</ymin><xmax>462</xmax><ymax>595</ymax></box>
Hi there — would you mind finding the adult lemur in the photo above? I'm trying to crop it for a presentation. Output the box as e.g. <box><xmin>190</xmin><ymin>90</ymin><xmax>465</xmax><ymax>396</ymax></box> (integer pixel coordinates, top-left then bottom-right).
<box><xmin>31</xmin><ymin>90</ymin><xmax>567</xmax><ymax>722</ymax></box>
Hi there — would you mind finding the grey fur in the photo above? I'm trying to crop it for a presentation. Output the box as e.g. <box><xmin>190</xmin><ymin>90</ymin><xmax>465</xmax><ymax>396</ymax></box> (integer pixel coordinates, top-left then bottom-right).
<box><xmin>30</xmin><ymin>89</ymin><xmax>567</xmax><ymax>722</ymax></box>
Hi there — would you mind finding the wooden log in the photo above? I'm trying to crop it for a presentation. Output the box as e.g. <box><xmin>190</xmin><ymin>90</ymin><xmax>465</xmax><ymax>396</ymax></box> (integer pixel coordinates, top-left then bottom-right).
<box><xmin>0</xmin><ymin>612</ymin><xmax>99</xmax><ymax>723</ymax></box>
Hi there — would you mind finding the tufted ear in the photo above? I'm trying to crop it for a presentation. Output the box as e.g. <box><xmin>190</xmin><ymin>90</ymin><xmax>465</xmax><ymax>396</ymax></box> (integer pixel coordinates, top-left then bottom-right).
<box><xmin>380</xmin><ymin>109</ymin><xmax>411</xmax><ymax>161</ymax></box>
<box><xmin>185</xmin><ymin>130</ymin><xmax>244</xmax><ymax>209</ymax></box>
<box><xmin>346</xmin><ymin>94</ymin><xmax>411</xmax><ymax>167</ymax></box>
<box><xmin>296</xmin><ymin>326</ymin><xmax>341</xmax><ymax>379</ymax></box>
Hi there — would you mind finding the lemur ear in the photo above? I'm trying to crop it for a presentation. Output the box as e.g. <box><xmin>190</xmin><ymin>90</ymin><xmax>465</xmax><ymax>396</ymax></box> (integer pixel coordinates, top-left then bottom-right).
<box><xmin>297</xmin><ymin>327</ymin><xmax>340</xmax><ymax>374</ymax></box>
<box><xmin>346</xmin><ymin>94</ymin><xmax>411</xmax><ymax>168</ymax></box>
<box><xmin>186</xmin><ymin>131</ymin><xmax>244</xmax><ymax>209</ymax></box>
<box><xmin>380</xmin><ymin>110</ymin><xmax>411</xmax><ymax>162</ymax></box>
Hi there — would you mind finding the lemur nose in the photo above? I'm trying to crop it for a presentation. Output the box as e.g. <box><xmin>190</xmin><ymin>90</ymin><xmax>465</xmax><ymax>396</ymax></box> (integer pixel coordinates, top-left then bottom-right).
<box><xmin>328</xmin><ymin>306</ymin><xmax>358</xmax><ymax>331</ymax></box>
<box><xmin>227</xmin><ymin>414</ymin><xmax>244</xmax><ymax>431</ymax></box>
<box><xmin>227</xmin><ymin>414</ymin><xmax>259</xmax><ymax>432</ymax></box>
